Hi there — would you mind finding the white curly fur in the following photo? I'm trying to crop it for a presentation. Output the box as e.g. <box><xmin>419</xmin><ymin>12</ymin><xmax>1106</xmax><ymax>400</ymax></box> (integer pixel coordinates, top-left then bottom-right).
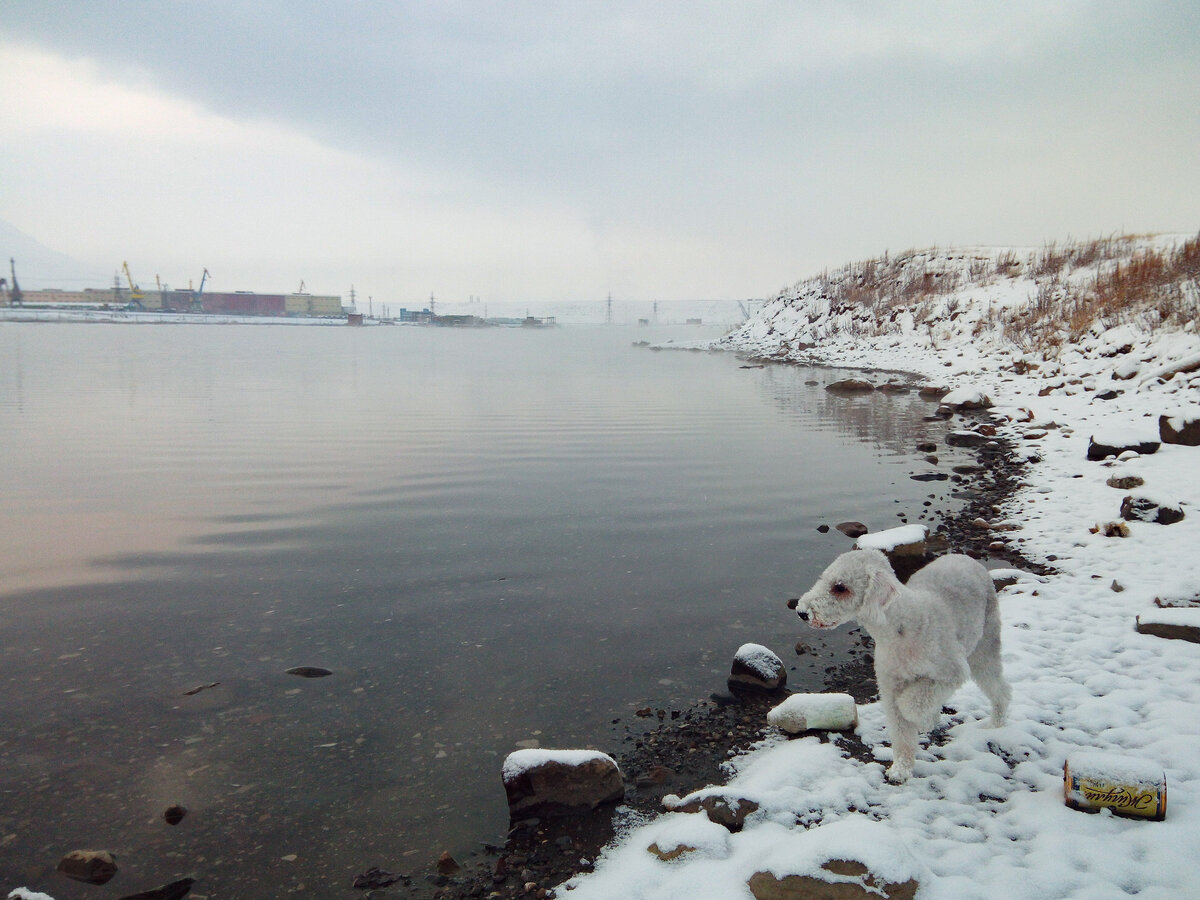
<box><xmin>796</xmin><ymin>548</ymin><xmax>1011</xmax><ymax>783</ymax></box>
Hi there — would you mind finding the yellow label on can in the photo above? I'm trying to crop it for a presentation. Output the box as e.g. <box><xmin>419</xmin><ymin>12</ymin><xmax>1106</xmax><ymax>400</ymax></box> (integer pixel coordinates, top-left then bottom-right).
<box><xmin>1064</xmin><ymin>763</ymin><xmax>1166</xmax><ymax>820</ymax></box>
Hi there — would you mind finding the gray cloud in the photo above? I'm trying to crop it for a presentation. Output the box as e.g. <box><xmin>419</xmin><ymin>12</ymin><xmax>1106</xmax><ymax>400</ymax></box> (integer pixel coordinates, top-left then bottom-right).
<box><xmin>2</xmin><ymin>1</ymin><xmax>1197</xmax><ymax>302</ymax></box>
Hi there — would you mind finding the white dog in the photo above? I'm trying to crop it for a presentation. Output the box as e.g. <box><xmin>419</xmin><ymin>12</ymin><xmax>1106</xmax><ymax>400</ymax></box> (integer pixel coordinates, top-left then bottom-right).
<box><xmin>795</xmin><ymin>549</ymin><xmax>1010</xmax><ymax>783</ymax></box>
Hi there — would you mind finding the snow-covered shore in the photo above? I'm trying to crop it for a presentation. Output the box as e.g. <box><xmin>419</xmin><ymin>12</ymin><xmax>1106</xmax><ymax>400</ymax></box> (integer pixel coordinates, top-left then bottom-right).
<box><xmin>562</xmin><ymin>238</ymin><xmax>1200</xmax><ymax>898</ymax></box>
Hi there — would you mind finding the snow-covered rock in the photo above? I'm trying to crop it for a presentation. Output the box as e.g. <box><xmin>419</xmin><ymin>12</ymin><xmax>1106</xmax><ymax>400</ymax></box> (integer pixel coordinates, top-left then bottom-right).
<box><xmin>729</xmin><ymin>643</ymin><xmax>787</xmax><ymax>692</ymax></box>
<box><xmin>855</xmin><ymin>524</ymin><xmax>927</xmax><ymax>555</ymax></box>
<box><xmin>501</xmin><ymin>749</ymin><xmax>623</xmax><ymax>816</ymax></box>
<box><xmin>1136</xmin><ymin>608</ymin><xmax>1200</xmax><ymax>643</ymax></box>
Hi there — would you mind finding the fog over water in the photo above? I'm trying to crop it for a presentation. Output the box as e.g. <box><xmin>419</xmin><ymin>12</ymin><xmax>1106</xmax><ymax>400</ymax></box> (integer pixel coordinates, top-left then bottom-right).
<box><xmin>0</xmin><ymin>323</ymin><xmax>968</xmax><ymax>896</ymax></box>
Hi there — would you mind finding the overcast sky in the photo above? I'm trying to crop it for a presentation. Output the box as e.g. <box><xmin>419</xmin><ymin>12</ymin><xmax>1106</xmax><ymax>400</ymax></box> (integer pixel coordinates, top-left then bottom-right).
<box><xmin>1</xmin><ymin>1</ymin><xmax>1197</xmax><ymax>304</ymax></box>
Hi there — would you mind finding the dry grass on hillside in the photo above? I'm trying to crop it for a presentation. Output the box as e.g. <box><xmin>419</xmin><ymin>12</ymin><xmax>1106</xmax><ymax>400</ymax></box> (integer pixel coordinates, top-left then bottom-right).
<box><xmin>787</xmin><ymin>232</ymin><xmax>1199</xmax><ymax>351</ymax></box>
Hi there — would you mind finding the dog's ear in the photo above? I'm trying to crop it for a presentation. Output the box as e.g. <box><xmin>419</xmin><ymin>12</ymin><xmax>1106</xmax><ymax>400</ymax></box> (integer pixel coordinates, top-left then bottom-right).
<box><xmin>865</xmin><ymin>571</ymin><xmax>898</xmax><ymax>611</ymax></box>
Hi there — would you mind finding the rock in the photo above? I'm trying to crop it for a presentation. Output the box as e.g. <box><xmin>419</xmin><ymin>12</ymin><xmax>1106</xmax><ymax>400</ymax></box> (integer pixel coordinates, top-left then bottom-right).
<box><xmin>767</xmin><ymin>693</ymin><xmax>857</xmax><ymax>734</ymax></box>
<box><xmin>835</xmin><ymin>521</ymin><xmax>868</xmax><ymax>538</ymax></box>
<box><xmin>876</xmin><ymin>382</ymin><xmax>910</xmax><ymax>393</ymax></box>
<box><xmin>909</xmin><ymin>472</ymin><xmax>948</xmax><ymax>482</ymax></box>
<box><xmin>352</xmin><ymin>867</ymin><xmax>406</xmax><ymax>890</ymax></box>
<box><xmin>856</xmin><ymin>524</ymin><xmax>927</xmax><ymax>557</ymax></box>
<box><xmin>664</xmin><ymin>792</ymin><xmax>761</xmax><ymax>831</ymax></box>
<box><xmin>1160</xmin><ymin>413</ymin><xmax>1200</xmax><ymax>446</ymax></box>
<box><xmin>1087</xmin><ymin>434</ymin><xmax>1160</xmax><ymax>461</ymax></box>
<box><xmin>1120</xmin><ymin>494</ymin><xmax>1185</xmax><ymax>525</ymax></box>
<box><xmin>502</xmin><ymin>749</ymin><xmax>624</xmax><ymax>817</ymax></box>
<box><xmin>163</xmin><ymin>804</ymin><xmax>187</xmax><ymax>825</ymax></box>
<box><xmin>816</xmin><ymin>524</ymin><xmax>830</xmax><ymax>533</ymax></box>
<box><xmin>915</xmin><ymin>441</ymin><xmax>937</xmax><ymax>452</ymax></box>
<box><xmin>825</xmin><ymin>379</ymin><xmax>875</xmax><ymax>393</ymax></box>
<box><xmin>647</xmin><ymin>840</ymin><xmax>696</xmax><ymax>862</ymax></box>
<box><xmin>748</xmin><ymin>860</ymin><xmax>918</xmax><ymax>900</ymax></box>
<box><xmin>57</xmin><ymin>850</ymin><xmax>118</xmax><ymax>885</ymax></box>
<box><xmin>437</xmin><ymin>851</ymin><xmax>461</xmax><ymax>875</ymax></box>
<box><xmin>939</xmin><ymin>387</ymin><xmax>992</xmax><ymax>411</ymax></box>
<box><xmin>118</xmin><ymin>879</ymin><xmax>196</xmax><ymax>900</ymax></box>
<box><xmin>946</xmin><ymin>430</ymin><xmax>989</xmax><ymax>448</ymax></box>
<box><xmin>635</xmin><ymin>765</ymin><xmax>674</xmax><ymax>788</ymax></box>
<box><xmin>1136</xmin><ymin>609</ymin><xmax>1200</xmax><ymax>643</ymax></box>
<box><xmin>285</xmin><ymin>666</ymin><xmax>333</xmax><ymax>678</ymax></box>
<box><xmin>918</xmin><ymin>386</ymin><xmax>947</xmax><ymax>400</ymax></box>
<box><xmin>728</xmin><ymin>643</ymin><xmax>787</xmax><ymax>693</ymax></box>
<box><xmin>1106</xmin><ymin>473</ymin><xmax>1145</xmax><ymax>490</ymax></box>
<box><xmin>1093</xmin><ymin>521</ymin><xmax>1131</xmax><ymax>538</ymax></box>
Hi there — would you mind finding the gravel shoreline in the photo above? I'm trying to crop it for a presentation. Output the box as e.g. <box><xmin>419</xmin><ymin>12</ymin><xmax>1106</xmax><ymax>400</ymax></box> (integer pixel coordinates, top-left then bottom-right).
<box><xmin>357</xmin><ymin>410</ymin><xmax>1050</xmax><ymax>900</ymax></box>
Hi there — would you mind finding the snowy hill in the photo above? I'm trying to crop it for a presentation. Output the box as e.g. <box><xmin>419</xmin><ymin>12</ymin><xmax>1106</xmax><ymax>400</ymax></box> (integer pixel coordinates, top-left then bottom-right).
<box><xmin>720</xmin><ymin>233</ymin><xmax>1199</xmax><ymax>369</ymax></box>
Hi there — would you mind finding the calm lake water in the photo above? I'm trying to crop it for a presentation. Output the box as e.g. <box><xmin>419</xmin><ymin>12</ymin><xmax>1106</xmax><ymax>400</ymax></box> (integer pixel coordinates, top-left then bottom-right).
<box><xmin>0</xmin><ymin>323</ymin><xmax>966</xmax><ymax>897</ymax></box>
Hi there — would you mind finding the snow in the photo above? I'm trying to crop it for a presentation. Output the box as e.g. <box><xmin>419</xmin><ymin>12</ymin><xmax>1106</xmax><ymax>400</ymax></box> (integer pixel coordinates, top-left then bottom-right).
<box><xmin>1065</xmin><ymin>752</ymin><xmax>1165</xmax><ymax>789</ymax></box>
<box><xmin>564</xmin><ymin>238</ymin><xmax>1200</xmax><ymax>898</ymax></box>
<box><xmin>766</xmin><ymin>693</ymin><xmax>857</xmax><ymax>733</ymax></box>
<box><xmin>6</xmin><ymin>890</ymin><xmax>57</xmax><ymax>900</ymax></box>
<box><xmin>501</xmin><ymin>748</ymin><xmax>617</xmax><ymax>780</ymax></box>
<box><xmin>855</xmin><ymin>523</ymin><xmax>928</xmax><ymax>552</ymax></box>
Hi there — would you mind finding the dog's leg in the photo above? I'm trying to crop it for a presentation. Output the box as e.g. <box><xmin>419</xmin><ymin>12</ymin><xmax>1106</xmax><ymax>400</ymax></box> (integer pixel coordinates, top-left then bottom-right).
<box><xmin>895</xmin><ymin>677</ymin><xmax>947</xmax><ymax>731</ymax></box>
<box><xmin>968</xmin><ymin>631</ymin><xmax>1011</xmax><ymax>728</ymax></box>
<box><xmin>881</xmin><ymin>692</ymin><xmax>919</xmax><ymax>783</ymax></box>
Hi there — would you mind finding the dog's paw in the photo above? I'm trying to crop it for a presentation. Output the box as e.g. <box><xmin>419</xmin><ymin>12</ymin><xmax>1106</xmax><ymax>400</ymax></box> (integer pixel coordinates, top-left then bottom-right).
<box><xmin>885</xmin><ymin>763</ymin><xmax>913</xmax><ymax>784</ymax></box>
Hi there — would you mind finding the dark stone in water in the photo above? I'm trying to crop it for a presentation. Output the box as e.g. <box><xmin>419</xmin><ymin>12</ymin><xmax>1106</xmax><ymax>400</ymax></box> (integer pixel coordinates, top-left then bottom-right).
<box><xmin>910</xmin><ymin>472</ymin><xmax>949</xmax><ymax>482</ymax></box>
<box><xmin>836</xmin><ymin>521</ymin><xmax>869</xmax><ymax>538</ymax></box>
<box><xmin>118</xmin><ymin>878</ymin><xmax>196</xmax><ymax>900</ymax></box>
<box><xmin>57</xmin><ymin>850</ymin><xmax>118</xmax><ymax>885</ymax></box>
<box><xmin>352</xmin><ymin>867</ymin><xmax>407</xmax><ymax>890</ymax></box>
<box><xmin>285</xmin><ymin>666</ymin><xmax>333</xmax><ymax>678</ymax></box>
<box><xmin>163</xmin><ymin>804</ymin><xmax>187</xmax><ymax>825</ymax></box>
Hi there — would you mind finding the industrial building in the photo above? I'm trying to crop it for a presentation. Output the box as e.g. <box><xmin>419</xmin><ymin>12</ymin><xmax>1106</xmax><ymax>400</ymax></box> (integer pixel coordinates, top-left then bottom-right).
<box><xmin>8</xmin><ymin>287</ymin><xmax>345</xmax><ymax>317</ymax></box>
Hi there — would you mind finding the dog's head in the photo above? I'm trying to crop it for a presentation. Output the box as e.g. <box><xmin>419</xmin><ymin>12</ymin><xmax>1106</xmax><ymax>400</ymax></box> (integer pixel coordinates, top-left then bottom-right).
<box><xmin>794</xmin><ymin>549</ymin><xmax>896</xmax><ymax>629</ymax></box>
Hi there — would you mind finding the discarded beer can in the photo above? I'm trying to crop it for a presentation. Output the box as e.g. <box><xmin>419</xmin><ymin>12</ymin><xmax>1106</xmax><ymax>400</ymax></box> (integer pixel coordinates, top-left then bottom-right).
<box><xmin>1063</xmin><ymin>752</ymin><xmax>1166</xmax><ymax>820</ymax></box>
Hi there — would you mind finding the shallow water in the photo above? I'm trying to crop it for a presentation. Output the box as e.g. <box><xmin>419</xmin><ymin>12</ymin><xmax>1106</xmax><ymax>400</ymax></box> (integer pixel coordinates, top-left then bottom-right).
<box><xmin>0</xmin><ymin>323</ymin><xmax>967</xmax><ymax>897</ymax></box>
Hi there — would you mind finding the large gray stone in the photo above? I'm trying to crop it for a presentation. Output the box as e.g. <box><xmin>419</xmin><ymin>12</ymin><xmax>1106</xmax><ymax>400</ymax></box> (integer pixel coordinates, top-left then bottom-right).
<box><xmin>502</xmin><ymin>749</ymin><xmax>624</xmax><ymax>817</ymax></box>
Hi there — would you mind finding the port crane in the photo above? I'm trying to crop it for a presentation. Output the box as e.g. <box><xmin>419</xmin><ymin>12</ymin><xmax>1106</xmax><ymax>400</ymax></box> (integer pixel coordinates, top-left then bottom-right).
<box><xmin>191</xmin><ymin>268</ymin><xmax>209</xmax><ymax>312</ymax></box>
<box><xmin>5</xmin><ymin>258</ymin><xmax>22</xmax><ymax>307</ymax></box>
<box><xmin>122</xmin><ymin>261</ymin><xmax>145</xmax><ymax>310</ymax></box>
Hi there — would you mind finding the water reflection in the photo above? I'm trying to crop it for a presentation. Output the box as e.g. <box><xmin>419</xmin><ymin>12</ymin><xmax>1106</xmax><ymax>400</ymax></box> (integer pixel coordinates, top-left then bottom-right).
<box><xmin>0</xmin><ymin>325</ymin><xmax>961</xmax><ymax>897</ymax></box>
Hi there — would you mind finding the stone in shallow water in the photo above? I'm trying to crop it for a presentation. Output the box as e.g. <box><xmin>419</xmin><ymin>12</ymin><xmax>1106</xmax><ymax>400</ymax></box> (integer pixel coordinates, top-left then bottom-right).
<box><xmin>728</xmin><ymin>643</ymin><xmax>786</xmax><ymax>693</ymax></box>
<box><xmin>285</xmin><ymin>666</ymin><xmax>333</xmax><ymax>678</ymax></box>
<box><xmin>502</xmin><ymin>749</ymin><xmax>624</xmax><ymax>817</ymax></box>
<box><xmin>56</xmin><ymin>850</ymin><xmax>118</xmax><ymax>885</ymax></box>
